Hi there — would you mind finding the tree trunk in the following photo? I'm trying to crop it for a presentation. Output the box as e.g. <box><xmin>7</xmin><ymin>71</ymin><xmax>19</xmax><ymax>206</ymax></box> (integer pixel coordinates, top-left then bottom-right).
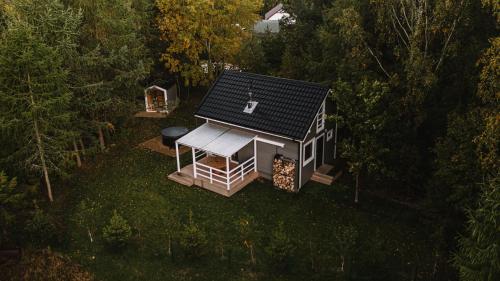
<box><xmin>354</xmin><ymin>174</ymin><xmax>359</xmax><ymax>204</ymax></box>
<box><xmin>250</xmin><ymin>244</ymin><xmax>256</xmax><ymax>265</ymax></box>
<box><xmin>79</xmin><ymin>138</ymin><xmax>86</xmax><ymax>155</ymax></box>
<box><xmin>98</xmin><ymin>126</ymin><xmax>105</xmax><ymax>151</ymax></box>
<box><xmin>73</xmin><ymin>139</ymin><xmax>82</xmax><ymax>167</ymax></box>
<box><xmin>167</xmin><ymin>235</ymin><xmax>172</xmax><ymax>256</ymax></box>
<box><xmin>87</xmin><ymin>228</ymin><xmax>93</xmax><ymax>243</ymax></box>
<box><xmin>28</xmin><ymin>74</ymin><xmax>54</xmax><ymax>202</ymax></box>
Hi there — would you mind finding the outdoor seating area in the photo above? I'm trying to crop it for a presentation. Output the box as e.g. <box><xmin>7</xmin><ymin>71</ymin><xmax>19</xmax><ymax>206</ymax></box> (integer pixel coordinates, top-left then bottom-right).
<box><xmin>168</xmin><ymin>123</ymin><xmax>259</xmax><ymax>196</ymax></box>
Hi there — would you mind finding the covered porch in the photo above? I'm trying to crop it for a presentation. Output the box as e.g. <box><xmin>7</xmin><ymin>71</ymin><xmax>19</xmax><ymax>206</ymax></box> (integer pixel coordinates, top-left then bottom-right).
<box><xmin>168</xmin><ymin>123</ymin><xmax>259</xmax><ymax>196</ymax></box>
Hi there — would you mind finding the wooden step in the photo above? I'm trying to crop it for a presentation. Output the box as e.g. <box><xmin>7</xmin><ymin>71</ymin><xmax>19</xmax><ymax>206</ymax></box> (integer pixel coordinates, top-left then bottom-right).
<box><xmin>311</xmin><ymin>172</ymin><xmax>334</xmax><ymax>185</ymax></box>
<box><xmin>168</xmin><ymin>172</ymin><xmax>194</xmax><ymax>186</ymax></box>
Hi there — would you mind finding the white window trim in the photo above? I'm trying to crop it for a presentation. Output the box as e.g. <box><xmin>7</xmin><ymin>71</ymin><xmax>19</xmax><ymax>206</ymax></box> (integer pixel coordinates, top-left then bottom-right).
<box><xmin>326</xmin><ymin>129</ymin><xmax>333</xmax><ymax>141</ymax></box>
<box><xmin>303</xmin><ymin>138</ymin><xmax>315</xmax><ymax>167</ymax></box>
<box><xmin>316</xmin><ymin>102</ymin><xmax>325</xmax><ymax>132</ymax></box>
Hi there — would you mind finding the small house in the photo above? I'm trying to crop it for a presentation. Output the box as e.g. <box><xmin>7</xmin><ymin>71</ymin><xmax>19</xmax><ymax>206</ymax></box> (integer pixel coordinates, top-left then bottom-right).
<box><xmin>170</xmin><ymin>71</ymin><xmax>337</xmax><ymax>196</ymax></box>
<box><xmin>144</xmin><ymin>84</ymin><xmax>178</xmax><ymax>113</ymax></box>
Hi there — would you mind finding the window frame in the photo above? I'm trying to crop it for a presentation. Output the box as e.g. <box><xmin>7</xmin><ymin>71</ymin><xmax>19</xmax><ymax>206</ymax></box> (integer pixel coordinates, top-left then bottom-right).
<box><xmin>316</xmin><ymin>101</ymin><xmax>325</xmax><ymax>132</ymax></box>
<box><xmin>303</xmin><ymin>138</ymin><xmax>315</xmax><ymax>167</ymax></box>
<box><xmin>326</xmin><ymin>129</ymin><xmax>333</xmax><ymax>141</ymax></box>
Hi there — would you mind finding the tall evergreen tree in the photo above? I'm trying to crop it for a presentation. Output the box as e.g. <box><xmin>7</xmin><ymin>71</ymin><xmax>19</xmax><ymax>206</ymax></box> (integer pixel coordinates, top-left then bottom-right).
<box><xmin>66</xmin><ymin>0</ymin><xmax>150</xmax><ymax>151</ymax></box>
<box><xmin>0</xmin><ymin>0</ymin><xmax>81</xmax><ymax>202</ymax></box>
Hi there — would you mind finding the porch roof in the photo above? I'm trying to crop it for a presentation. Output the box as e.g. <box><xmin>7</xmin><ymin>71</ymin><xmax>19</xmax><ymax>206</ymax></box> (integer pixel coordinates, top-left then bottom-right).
<box><xmin>176</xmin><ymin>123</ymin><xmax>255</xmax><ymax>157</ymax></box>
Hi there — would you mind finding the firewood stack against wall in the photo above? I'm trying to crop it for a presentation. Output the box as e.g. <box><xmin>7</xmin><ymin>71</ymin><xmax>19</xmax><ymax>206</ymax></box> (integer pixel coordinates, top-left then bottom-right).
<box><xmin>272</xmin><ymin>154</ymin><xmax>296</xmax><ymax>191</ymax></box>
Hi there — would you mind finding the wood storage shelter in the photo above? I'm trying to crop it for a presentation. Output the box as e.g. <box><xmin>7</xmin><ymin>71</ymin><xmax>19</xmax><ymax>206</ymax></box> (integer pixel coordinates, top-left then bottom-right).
<box><xmin>144</xmin><ymin>84</ymin><xmax>178</xmax><ymax>113</ymax></box>
<box><xmin>171</xmin><ymin>70</ymin><xmax>338</xmax><ymax>196</ymax></box>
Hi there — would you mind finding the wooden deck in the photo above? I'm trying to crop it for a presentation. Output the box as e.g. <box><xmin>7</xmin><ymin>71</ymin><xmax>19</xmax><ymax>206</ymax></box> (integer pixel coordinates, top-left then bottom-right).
<box><xmin>134</xmin><ymin>111</ymin><xmax>168</xmax><ymax>118</ymax></box>
<box><xmin>138</xmin><ymin>136</ymin><xmax>190</xmax><ymax>157</ymax></box>
<box><xmin>168</xmin><ymin>164</ymin><xmax>259</xmax><ymax>197</ymax></box>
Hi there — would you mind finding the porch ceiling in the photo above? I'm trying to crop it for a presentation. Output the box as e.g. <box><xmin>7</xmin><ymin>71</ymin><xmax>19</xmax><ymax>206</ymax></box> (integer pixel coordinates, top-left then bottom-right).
<box><xmin>176</xmin><ymin>123</ymin><xmax>255</xmax><ymax>157</ymax></box>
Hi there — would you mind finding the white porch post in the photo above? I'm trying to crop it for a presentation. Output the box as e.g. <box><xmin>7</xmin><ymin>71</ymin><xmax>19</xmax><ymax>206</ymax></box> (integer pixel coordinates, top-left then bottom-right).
<box><xmin>163</xmin><ymin>88</ymin><xmax>168</xmax><ymax>112</ymax></box>
<box><xmin>253</xmin><ymin>138</ymin><xmax>257</xmax><ymax>172</ymax></box>
<box><xmin>144</xmin><ymin>89</ymin><xmax>149</xmax><ymax>112</ymax></box>
<box><xmin>175</xmin><ymin>142</ymin><xmax>181</xmax><ymax>173</ymax></box>
<box><xmin>192</xmin><ymin>148</ymin><xmax>197</xmax><ymax>178</ymax></box>
<box><xmin>226</xmin><ymin>156</ymin><xmax>230</xmax><ymax>191</ymax></box>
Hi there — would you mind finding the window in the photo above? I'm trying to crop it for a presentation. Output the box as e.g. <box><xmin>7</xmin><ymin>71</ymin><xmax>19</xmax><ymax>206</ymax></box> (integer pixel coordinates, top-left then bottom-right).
<box><xmin>316</xmin><ymin>101</ymin><xmax>325</xmax><ymax>132</ymax></box>
<box><xmin>327</xmin><ymin>129</ymin><xmax>333</xmax><ymax>141</ymax></box>
<box><xmin>303</xmin><ymin>139</ymin><xmax>314</xmax><ymax>166</ymax></box>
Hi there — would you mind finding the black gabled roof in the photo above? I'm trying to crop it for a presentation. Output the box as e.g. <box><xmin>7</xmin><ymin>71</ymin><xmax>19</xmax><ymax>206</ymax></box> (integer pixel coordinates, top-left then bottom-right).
<box><xmin>195</xmin><ymin>70</ymin><xmax>329</xmax><ymax>140</ymax></box>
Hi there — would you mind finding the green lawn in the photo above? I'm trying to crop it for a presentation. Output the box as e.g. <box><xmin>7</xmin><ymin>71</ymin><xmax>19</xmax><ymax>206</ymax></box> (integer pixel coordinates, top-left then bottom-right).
<box><xmin>54</xmin><ymin>99</ymin><xmax>435</xmax><ymax>281</ymax></box>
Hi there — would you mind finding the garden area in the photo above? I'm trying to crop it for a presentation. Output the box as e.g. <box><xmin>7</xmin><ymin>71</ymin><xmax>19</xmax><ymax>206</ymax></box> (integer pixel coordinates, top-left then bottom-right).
<box><xmin>41</xmin><ymin>99</ymin><xmax>436</xmax><ymax>281</ymax></box>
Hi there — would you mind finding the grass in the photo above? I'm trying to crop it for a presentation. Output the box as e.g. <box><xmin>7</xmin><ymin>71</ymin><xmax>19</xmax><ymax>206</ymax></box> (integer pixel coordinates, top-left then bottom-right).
<box><xmin>53</xmin><ymin>95</ymin><xmax>436</xmax><ymax>281</ymax></box>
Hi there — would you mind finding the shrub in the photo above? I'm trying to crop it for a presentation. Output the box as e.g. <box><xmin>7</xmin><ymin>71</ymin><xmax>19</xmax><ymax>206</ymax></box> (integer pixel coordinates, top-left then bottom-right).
<box><xmin>19</xmin><ymin>248</ymin><xmax>94</xmax><ymax>281</ymax></box>
<box><xmin>179</xmin><ymin>215</ymin><xmax>207</xmax><ymax>260</ymax></box>
<box><xmin>102</xmin><ymin>210</ymin><xmax>132</xmax><ymax>250</ymax></box>
<box><xmin>24</xmin><ymin>207</ymin><xmax>57</xmax><ymax>246</ymax></box>
<box><xmin>265</xmin><ymin>221</ymin><xmax>296</xmax><ymax>271</ymax></box>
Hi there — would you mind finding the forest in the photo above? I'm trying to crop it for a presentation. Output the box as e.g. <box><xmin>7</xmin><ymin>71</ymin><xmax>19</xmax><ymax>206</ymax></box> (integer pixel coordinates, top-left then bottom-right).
<box><xmin>0</xmin><ymin>0</ymin><xmax>498</xmax><ymax>280</ymax></box>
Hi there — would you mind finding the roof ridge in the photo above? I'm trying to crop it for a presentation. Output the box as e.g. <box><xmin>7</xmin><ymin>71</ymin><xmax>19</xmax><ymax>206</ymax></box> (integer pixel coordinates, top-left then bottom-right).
<box><xmin>224</xmin><ymin>70</ymin><xmax>329</xmax><ymax>91</ymax></box>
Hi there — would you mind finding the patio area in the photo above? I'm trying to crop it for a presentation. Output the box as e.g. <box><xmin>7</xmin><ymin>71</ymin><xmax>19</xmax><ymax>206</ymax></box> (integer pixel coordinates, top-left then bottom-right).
<box><xmin>168</xmin><ymin>123</ymin><xmax>260</xmax><ymax>196</ymax></box>
<box><xmin>168</xmin><ymin>163</ymin><xmax>259</xmax><ymax>197</ymax></box>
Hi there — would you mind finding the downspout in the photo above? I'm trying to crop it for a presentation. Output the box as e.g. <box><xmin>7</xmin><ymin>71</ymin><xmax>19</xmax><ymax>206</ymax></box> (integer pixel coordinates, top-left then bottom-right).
<box><xmin>334</xmin><ymin>102</ymin><xmax>339</xmax><ymax>159</ymax></box>
<box><xmin>298</xmin><ymin>140</ymin><xmax>303</xmax><ymax>190</ymax></box>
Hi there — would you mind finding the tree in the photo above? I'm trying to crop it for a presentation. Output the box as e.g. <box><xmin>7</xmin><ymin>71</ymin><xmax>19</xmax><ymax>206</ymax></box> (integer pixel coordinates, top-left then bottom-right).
<box><xmin>428</xmin><ymin>111</ymin><xmax>483</xmax><ymax>219</ymax></box>
<box><xmin>179</xmin><ymin>211</ymin><xmax>207</xmax><ymax>260</ymax></box>
<box><xmin>156</xmin><ymin>0</ymin><xmax>262</xmax><ymax>87</ymax></box>
<box><xmin>453</xmin><ymin>176</ymin><xmax>500</xmax><ymax>281</ymax></box>
<box><xmin>0</xmin><ymin>0</ymin><xmax>81</xmax><ymax>202</ymax></box>
<box><xmin>102</xmin><ymin>210</ymin><xmax>132</xmax><ymax>250</ymax></box>
<box><xmin>237</xmin><ymin>216</ymin><xmax>257</xmax><ymax>265</ymax></box>
<box><xmin>332</xmin><ymin>224</ymin><xmax>358</xmax><ymax>277</ymax></box>
<box><xmin>66</xmin><ymin>0</ymin><xmax>150</xmax><ymax>151</ymax></box>
<box><xmin>265</xmin><ymin>221</ymin><xmax>296</xmax><ymax>271</ymax></box>
<box><xmin>475</xmin><ymin>36</ymin><xmax>499</xmax><ymax>175</ymax></box>
<box><xmin>0</xmin><ymin>171</ymin><xmax>22</xmax><ymax>244</ymax></box>
<box><xmin>74</xmin><ymin>199</ymin><xmax>102</xmax><ymax>243</ymax></box>
<box><xmin>331</xmin><ymin>79</ymin><xmax>391</xmax><ymax>203</ymax></box>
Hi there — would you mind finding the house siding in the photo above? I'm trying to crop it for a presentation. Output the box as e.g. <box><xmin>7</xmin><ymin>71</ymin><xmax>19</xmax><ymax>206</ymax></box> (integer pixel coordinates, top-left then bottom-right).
<box><xmin>324</xmin><ymin>99</ymin><xmax>336</xmax><ymax>164</ymax></box>
<box><xmin>205</xmin><ymin>119</ymin><xmax>300</xmax><ymax>191</ymax></box>
<box><xmin>300</xmin><ymin>98</ymin><xmax>336</xmax><ymax>189</ymax></box>
<box><xmin>300</xmin><ymin>122</ymin><xmax>317</xmax><ymax>188</ymax></box>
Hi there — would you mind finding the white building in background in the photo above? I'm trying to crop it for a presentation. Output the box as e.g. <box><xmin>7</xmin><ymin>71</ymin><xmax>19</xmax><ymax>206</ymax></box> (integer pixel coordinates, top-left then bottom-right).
<box><xmin>254</xmin><ymin>3</ymin><xmax>294</xmax><ymax>34</ymax></box>
<box><xmin>264</xmin><ymin>3</ymin><xmax>290</xmax><ymax>21</ymax></box>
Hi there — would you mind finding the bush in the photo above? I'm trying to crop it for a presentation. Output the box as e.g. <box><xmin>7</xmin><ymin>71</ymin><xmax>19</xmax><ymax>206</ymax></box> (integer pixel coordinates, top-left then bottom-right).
<box><xmin>24</xmin><ymin>207</ymin><xmax>57</xmax><ymax>246</ymax></box>
<box><xmin>179</xmin><ymin>217</ymin><xmax>207</xmax><ymax>260</ymax></box>
<box><xmin>20</xmin><ymin>249</ymin><xmax>94</xmax><ymax>281</ymax></box>
<box><xmin>265</xmin><ymin>221</ymin><xmax>296</xmax><ymax>271</ymax></box>
<box><xmin>102</xmin><ymin>210</ymin><xmax>132</xmax><ymax>250</ymax></box>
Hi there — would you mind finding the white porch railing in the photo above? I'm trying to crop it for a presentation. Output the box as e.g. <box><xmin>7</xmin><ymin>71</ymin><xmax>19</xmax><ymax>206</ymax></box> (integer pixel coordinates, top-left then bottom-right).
<box><xmin>194</xmin><ymin>156</ymin><xmax>256</xmax><ymax>190</ymax></box>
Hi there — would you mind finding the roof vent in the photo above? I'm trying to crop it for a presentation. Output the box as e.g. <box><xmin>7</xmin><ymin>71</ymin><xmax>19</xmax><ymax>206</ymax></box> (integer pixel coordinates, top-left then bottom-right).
<box><xmin>243</xmin><ymin>80</ymin><xmax>258</xmax><ymax>114</ymax></box>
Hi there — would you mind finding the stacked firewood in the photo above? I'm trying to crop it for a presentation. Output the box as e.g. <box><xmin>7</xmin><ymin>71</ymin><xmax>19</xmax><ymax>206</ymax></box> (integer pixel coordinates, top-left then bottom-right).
<box><xmin>273</xmin><ymin>155</ymin><xmax>296</xmax><ymax>191</ymax></box>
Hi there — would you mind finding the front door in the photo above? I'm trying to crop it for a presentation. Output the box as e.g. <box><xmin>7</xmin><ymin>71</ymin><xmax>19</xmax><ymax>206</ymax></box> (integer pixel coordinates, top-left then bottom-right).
<box><xmin>315</xmin><ymin>135</ymin><xmax>324</xmax><ymax>170</ymax></box>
